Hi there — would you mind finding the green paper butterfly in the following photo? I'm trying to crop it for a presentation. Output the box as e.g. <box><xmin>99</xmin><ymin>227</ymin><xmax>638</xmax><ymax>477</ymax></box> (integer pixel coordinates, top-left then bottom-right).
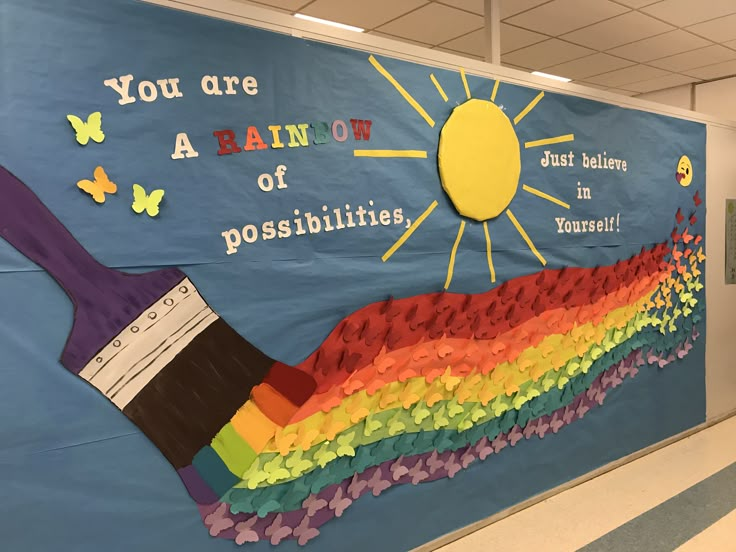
<box><xmin>67</xmin><ymin>112</ymin><xmax>105</xmax><ymax>145</ymax></box>
<box><xmin>132</xmin><ymin>183</ymin><xmax>165</xmax><ymax>217</ymax></box>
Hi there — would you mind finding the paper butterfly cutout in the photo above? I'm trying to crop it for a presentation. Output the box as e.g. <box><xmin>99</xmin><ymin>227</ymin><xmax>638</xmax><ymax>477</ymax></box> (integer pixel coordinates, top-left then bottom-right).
<box><xmin>132</xmin><ymin>183</ymin><xmax>165</xmax><ymax>217</ymax></box>
<box><xmin>67</xmin><ymin>112</ymin><xmax>105</xmax><ymax>145</ymax></box>
<box><xmin>693</xmin><ymin>190</ymin><xmax>702</xmax><ymax>207</ymax></box>
<box><xmin>293</xmin><ymin>515</ymin><xmax>320</xmax><ymax>546</ymax></box>
<box><xmin>77</xmin><ymin>166</ymin><xmax>117</xmax><ymax>204</ymax></box>
<box><xmin>234</xmin><ymin>516</ymin><xmax>259</xmax><ymax>545</ymax></box>
<box><xmin>675</xmin><ymin>208</ymin><xmax>684</xmax><ymax>224</ymax></box>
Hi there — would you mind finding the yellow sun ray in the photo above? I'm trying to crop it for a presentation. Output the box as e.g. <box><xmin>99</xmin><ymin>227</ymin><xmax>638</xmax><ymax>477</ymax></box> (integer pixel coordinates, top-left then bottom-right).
<box><xmin>491</xmin><ymin>80</ymin><xmax>500</xmax><ymax>102</ymax></box>
<box><xmin>444</xmin><ymin>221</ymin><xmax>466</xmax><ymax>289</ymax></box>
<box><xmin>525</xmin><ymin>134</ymin><xmax>575</xmax><ymax>148</ymax></box>
<box><xmin>382</xmin><ymin>200</ymin><xmax>438</xmax><ymax>262</ymax></box>
<box><xmin>513</xmin><ymin>91</ymin><xmax>545</xmax><ymax>125</ymax></box>
<box><xmin>460</xmin><ymin>68</ymin><xmax>471</xmax><ymax>100</ymax></box>
<box><xmin>522</xmin><ymin>184</ymin><xmax>570</xmax><ymax>209</ymax></box>
<box><xmin>430</xmin><ymin>73</ymin><xmax>448</xmax><ymax>102</ymax></box>
<box><xmin>506</xmin><ymin>209</ymin><xmax>547</xmax><ymax>266</ymax></box>
<box><xmin>354</xmin><ymin>150</ymin><xmax>427</xmax><ymax>158</ymax></box>
<box><xmin>369</xmin><ymin>54</ymin><xmax>435</xmax><ymax>128</ymax></box>
<box><xmin>483</xmin><ymin>221</ymin><xmax>496</xmax><ymax>283</ymax></box>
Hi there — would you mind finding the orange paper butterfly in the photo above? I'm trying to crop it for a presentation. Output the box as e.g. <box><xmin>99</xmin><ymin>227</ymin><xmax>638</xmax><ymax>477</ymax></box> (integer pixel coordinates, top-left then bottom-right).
<box><xmin>77</xmin><ymin>166</ymin><xmax>117</xmax><ymax>204</ymax></box>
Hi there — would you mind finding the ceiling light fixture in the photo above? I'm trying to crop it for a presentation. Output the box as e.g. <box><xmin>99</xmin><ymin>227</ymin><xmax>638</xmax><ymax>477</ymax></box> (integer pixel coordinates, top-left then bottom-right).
<box><xmin>531</xmin><ymin>71</ymin><xmax>572</xmax><ymax>83</ymax></box>
<box><xmin>294</xmin><ymin>14</ymin><xmax>364</xmax><ymax>33</ymax></box>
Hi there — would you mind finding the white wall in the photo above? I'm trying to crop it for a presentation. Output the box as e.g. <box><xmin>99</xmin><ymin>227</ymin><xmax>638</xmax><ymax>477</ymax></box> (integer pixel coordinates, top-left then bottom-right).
<box><xmin>636</xmin><ymin>77</ymin><xmax>736</xmax><ymax>124</ymax></box>
<box><xmin>637</xmin><ymin>84</ymin><xmax>692</xmax><ymax>110</ymax></box>
<box><xmin>705</xmin><ymin>125</ymin><xmax>736</xmax><ymax>420</ymax></box>
<box><xmin>696</xmin><ymin>77</ymin><xmax>736</xmax><ymax>122</ymax></box>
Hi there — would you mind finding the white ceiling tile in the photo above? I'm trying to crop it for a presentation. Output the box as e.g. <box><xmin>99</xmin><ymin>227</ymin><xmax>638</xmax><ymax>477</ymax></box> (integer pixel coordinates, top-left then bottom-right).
<box><xmin>248</xmin><ymin>0</ymin><xmax>311</xmax><ymax>11</ymax></box>
<box><xmin>687</xmin><ymin>14</ymin><xmax>736</xmax><ymax>43</ymax></box>
<box><xmin>432</xmin><ymin>46</ymin><xmax>484</xmax><ymax>61</ymax></box>
<box><xmin>503</xmin><ymin>62</ymin><xmax>533</xmax><ymax>71</ymax></box>
<box><xmin>504</xmin><ymin>0</ymin><xmax>629</xmax><ymax>36</ymax></box>
<box><xmin>684</xmin><ymin>59</ymin><xmax>736</xmax><ymax>80</ymax></box>
<box><xmin>441</xmin><ymin>25</ymin><xmax>547</xmax><ymax>58</ymax></box>
<box><xmin>641</xmin><ymin>0</ymin><xmax>736</xmax><ymax>27</ymax></box>
<box><xmin>437</xmin><ymin>0</ymin><xmax>484</xmax><ymax>15</ymax></box>
<box><xmin>607</xmin><ymin>30</ymin><xmax>711</xmax><ymax>63</ymax></box>
<box><xmin>608</xmin><ymin>0</ymin><xmax>660</xmax><ymax>7</ymax></box>
<box><xmin>368</xmin><ymin>31</ymin><xmax>433</xmax><ymax>47</ymax></box>
<box><xmin>301</xmin><ymin>0</ymin><xmax>428</xmax><ymax>29</ymax></box>
<box><xmin>376</xmin><ymin>3</ymin><xmax>483</xmax><ymax>45</ymax></box>
<box><xmin>232</xmin><ymin>0</ymin><xmax>292</xmax><ymax>12</ymax></box>
<box><xmin>441</xmin><ymin>28</ymin><xmax>485</xmax><ymax>56</ymax></box>
<box><xmin>501</xmin><ymin>23</ymin><xmax>547</xmax><ymax>53</ymax></box>
<box><xmin>649</xmin><ymin>45</ymin><xmax>736</xmax><ymax>71</ymax></box>
<box><xmin>606</xmin><ymin>87</ymin><xmax>639</xmax><ymax>96</ymax></box>
<box><xmin>500</xmin><ymin>0</ymin><xmax>552</xmax><ymax>19</ymax></box>
<box><xmin>544</xmin><ymin>53</ymin><xmax>635</xmax><ymax>80</ymax></box>
<box><xmin>625</xmin><ymin>73</ymin><xmax>697</xmax><ymax>93</ymax></box>
<box><xmin>562</xmin><ymin>11</ymin><xmax>674</xmax><ymax>50</ymax></box>
<box><xmin>578</xmin><ymin>82</ymin><xmax>608</xmax><ymax>90</ymax></box>
<box><xmin>501</xmin><ymin>38</ymin><xmax>594</xmax><ymax>69</ymax></box>
<box><xmin>585</xmin><ymin>64</ymin><xmax>669</xmax><ymax>86</ymax></box>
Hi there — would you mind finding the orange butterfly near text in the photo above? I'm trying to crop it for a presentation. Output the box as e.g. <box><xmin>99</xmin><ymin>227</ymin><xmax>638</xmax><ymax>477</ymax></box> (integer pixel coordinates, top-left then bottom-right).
<box><xmin>77</xmin><ymin>166</ymin><xmax>117</xmax><ymax>204</ymax></box>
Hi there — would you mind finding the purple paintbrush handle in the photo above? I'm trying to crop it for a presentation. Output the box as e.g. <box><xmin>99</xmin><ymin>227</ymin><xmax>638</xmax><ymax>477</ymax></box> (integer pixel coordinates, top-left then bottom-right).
<box><xmin>0</xmin><ymin>165</ymin><xmax>186</xmax><ymax>373</ymax></box>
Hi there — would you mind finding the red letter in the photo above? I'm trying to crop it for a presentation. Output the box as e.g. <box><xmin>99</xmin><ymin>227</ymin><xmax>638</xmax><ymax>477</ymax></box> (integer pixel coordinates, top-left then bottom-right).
<box><xmin>213</xmin><ymin>129</ymin><xmax>241</xmax><ymax>155</ymax></box>
<box><xmin>244</xmin><ymin>126</ymin><xmax>268</xmax><ymax>151</ymax></box>
<box><xmin>350</xmin><ymin>119</ymin><xmax>372</xmax><ymax>141</ymax></box>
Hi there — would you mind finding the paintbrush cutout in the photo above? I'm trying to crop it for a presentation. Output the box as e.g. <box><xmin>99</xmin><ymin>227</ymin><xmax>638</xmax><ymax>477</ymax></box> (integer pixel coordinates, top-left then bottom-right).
<box><xmin>0</xmin><ymin>165</ymin><xmax>303</xmax><ymax>472</ymax></box>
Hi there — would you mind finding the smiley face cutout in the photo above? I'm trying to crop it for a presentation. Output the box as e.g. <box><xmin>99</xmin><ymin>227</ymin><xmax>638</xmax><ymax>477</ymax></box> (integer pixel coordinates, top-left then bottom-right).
<box><xmin>676</xmin><ymin>155</ymin><xmax>693</xmax><ymax>187</ymax></box>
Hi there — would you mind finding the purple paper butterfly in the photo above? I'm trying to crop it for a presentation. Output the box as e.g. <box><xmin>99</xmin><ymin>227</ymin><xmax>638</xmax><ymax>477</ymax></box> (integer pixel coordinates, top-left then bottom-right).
<box><xmin>390</xmin><ymin>456</ymin><xmax>410</xmax><ymax>481</ymax></box>
<box><xmin>264</xmin><ymin>514</ymin><xmax>293</xmax><ymax>546</ymax></box>
<box><xmin>204</xmin><ymin>503</ymin><xmax>235</xmax><ymax>537</ymax></box>
<box><xmin>302</xmin><ymin>495</ymin><xmax>328</xmax><ymax>517</ymax></box>
<box><xmin>445</xmin><ymin>452</ymin><xmax>462</xmax><ymax>478</ymax></box>
<box><xmin>408</xmin><ymin>458</ymin><xmax>430</xmax><ymax>484</ymax></box>
<box><xmin>293</xmin><ymin>514</ymin><xmax>320</xmax><ymax>546</ymax></box>
<box><xmin>329</xmin><ymin>487</ymin><xmax>353</xmax><ymax>518</ymax></box>
<box><xmin>475</xmin><ymin>437</ymin><xmax>494</xmax><ymax>460</ymax></box>
<box><xmin>234</xmin><ymin>516</ymin><xmax>260</xmax><ymax>545</ymax></box>
<box><xmin>367</xmin><ymin>467</ymin><xmax>391</xmax><ymax>496</ymax></box>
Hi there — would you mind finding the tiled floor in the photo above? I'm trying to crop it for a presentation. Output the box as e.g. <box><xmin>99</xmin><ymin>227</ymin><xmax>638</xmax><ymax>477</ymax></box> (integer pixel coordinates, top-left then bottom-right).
<box><xmin>433</xmin><ymin>415</ymin><xmax>736</xmax><ymax>552</ymax></box>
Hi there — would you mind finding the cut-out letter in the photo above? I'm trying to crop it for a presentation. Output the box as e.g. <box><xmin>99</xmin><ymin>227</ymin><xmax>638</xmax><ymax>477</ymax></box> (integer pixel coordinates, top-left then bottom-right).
<box><xmin>285</xmin><ymin>124</ymin><xmax>310</xmax><ymax>148</ymax></box>
<box><xmin>223</xmin><ymin>76</ymin><xmax>240</xmax><ymax>95</ymax></box>
<box><xmin>244</xmin><ymin>126</ymin><xmax>268</xmax><ymax>151</ymax></box>
<box><xmin>242</xmin><ymin>76</ymin><xmax>258</xmax><ymax>95</ymax></box>
<box><xmin>351</xmin><ymin>119</ymin><xmax>372</xmax><ymax>141</ymax></box>
<box><xmin>103</xmin><ymin>74</ymin><xmax>136</xmax><ymax>105</ymax></box>
<box><xmin>138</xmin><ymin>80</ymin><xmax>158</xmax><ymax>102</ymax></box>
<box><xmin>213</xmin><ymin>130</ymin><xmax>242</xmax><ymax>155</ymax></box>
<box><xmin>156</xmin><ymin>78</ymin><xmax>184</xmax><ymax>99</ymax></box>
<box><xmin>201</xmin><ymin>75</ymin><xmax>223</xmax><ymax>96</ymax></box>
<box><xmin>171</xmin><ymin>133</ymin><xmax>199</xmax><ymax>159</ymax></box>
<box><xmin>312</xmin><ymin>122</ymin><xmax>330</xmax><ymax>144</ymax></box>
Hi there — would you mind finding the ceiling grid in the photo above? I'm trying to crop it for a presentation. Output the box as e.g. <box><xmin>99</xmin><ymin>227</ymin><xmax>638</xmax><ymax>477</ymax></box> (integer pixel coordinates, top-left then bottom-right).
<box><xmin>233</xmin><ymin>0</ymin><xmax>736</xmax><ymax>95</ymax></box>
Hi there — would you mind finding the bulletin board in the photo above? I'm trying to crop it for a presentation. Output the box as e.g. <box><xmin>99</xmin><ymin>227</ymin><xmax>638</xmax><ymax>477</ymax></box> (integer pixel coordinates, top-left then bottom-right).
<box><xmin>0</xmin><ymin>0</ymin><xmax>707</xmax><ymax>550</ymax></box>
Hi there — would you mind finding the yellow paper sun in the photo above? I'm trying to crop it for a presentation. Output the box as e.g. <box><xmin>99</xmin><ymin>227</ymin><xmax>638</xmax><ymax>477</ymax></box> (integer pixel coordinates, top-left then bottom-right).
<box><xmin>362</xmin><ymin>57</ymin><xmax>574</xmax><ymax>289</ymax></box>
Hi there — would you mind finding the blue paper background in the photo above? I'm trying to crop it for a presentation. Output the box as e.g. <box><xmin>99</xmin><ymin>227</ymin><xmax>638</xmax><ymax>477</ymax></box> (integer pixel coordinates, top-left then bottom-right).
<box><xmin>0</xmin><ymin>0</ymin><xmax>706</xmax><ymax>550</ymax></box>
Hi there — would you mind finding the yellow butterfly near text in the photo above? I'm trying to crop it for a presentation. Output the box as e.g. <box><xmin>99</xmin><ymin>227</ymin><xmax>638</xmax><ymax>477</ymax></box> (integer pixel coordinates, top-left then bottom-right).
<box><xmin>67</xmin><ymin>112</ymin><xmax>105</xmax><ymax>146</ymax></box>
<box><xmin>77</xmin><ymin>166</ymin><xmax>117</xmax><ymax>204</ymax></box>
<box><xmin>132</xmin><ymin>184</ymin><xmax>165</xmax><ymax>217</ymax></box>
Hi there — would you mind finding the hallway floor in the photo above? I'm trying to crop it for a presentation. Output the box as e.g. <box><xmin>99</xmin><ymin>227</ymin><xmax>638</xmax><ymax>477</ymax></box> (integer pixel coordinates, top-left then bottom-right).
<box><xmin>435</xmin><ymin>416</ymin><xmax>736</xmax><ymax>552</ymax></box>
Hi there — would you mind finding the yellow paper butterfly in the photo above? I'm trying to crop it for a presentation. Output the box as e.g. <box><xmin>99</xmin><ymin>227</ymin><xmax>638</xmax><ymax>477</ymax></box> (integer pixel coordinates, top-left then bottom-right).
<box><xmin>131</xmin><ymin>184</ymin><xmax>165</xmax><ymax>217</ymax></box>
<box><xmin>67</xmin><ymin>112</ymin><xmax>105</xmax><ymax>145</ymax></box>
<box><xmin>77</xmin><ymin>166</ymin><xmax>117</xmax><ymax>204</ymax></box>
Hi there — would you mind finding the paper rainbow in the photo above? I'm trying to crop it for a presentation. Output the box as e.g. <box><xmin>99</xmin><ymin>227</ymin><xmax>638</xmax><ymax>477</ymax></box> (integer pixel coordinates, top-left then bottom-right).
<box><xmin>180</xmin><ymin>200</ymin><xmax>705</xmax><ymax>546</ymax></box>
